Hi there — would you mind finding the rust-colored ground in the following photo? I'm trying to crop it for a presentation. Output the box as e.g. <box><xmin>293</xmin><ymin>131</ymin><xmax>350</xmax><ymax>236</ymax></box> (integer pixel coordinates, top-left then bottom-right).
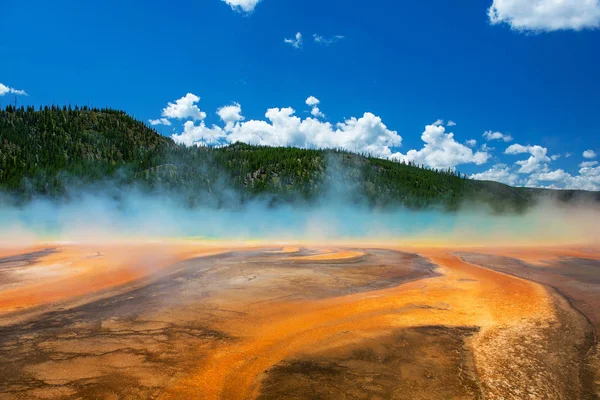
<box><xmin>0</xmin><ymin>242</ymin><xmax>598</xmax><ymax>399</ymax></box>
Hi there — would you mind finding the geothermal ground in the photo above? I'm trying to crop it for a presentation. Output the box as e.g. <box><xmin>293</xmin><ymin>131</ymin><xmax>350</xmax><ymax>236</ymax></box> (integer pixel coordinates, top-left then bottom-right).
<box><xmin>0</xmin><ymin>242</ymin><xmax>599</xmax><ymax>399</ymax></box>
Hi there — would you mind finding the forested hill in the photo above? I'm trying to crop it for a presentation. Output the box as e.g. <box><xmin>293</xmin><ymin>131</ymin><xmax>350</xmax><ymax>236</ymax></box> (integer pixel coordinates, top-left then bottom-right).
<box><xmin>1</xmin><ymin>105</ymin><xmax>598</xmax><ymax>211</ymax></box>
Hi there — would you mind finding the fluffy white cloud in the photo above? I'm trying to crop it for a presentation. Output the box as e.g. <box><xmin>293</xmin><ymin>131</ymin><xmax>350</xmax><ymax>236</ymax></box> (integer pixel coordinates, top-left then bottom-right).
<box><xmin>149</xmin><ymin>118</ymin><xmax>172</xmax><ymax>126</ymax></box>
<box><xmin>527</xmin><ymin>164</ymin><xmax>600</xmax><ymax>191</ymax></box>
<box><xmin>171</xmin><ymin>99</ymin><xmax>402</xmax><ymax>158</ymax></box>
<box><xmin>173</xmin><ymin>120</ymin><xmax>227</xmax><ymax>147</ymax></box>
<box><xmin>447</xmin><ymin>120</ymin><xmax>457</xmax><ymax>127</ymax></box>
<box><xmin>483</xmin><ymin>130</ymin><xmax>513</xmax><ymax>142</ymax></box>
<box><xmin>162</xmin><ymin>93</ymin><xmax>206</xmax><ymax>121</ymax></box>
<box><xmin>221</xmin><ymin>0</ymin><xmax>260</xmax><ymax>13</ymax></box>
<box><xmin>488</xmin><ymin>0</ymin><xmax>600</xmax><ymax>32</ymax></box>
<box><xmin>471</xmin><ymin>164</ymin><xmax>520</xmax><ymax>186</ymax></box>
<box><xmin>504</xmin><ymin>143</ymin><xmax>530</xmax><ymax>154</ymax></box>
<box><xmin>311</xmin><ymin>107</ymin><xmax>325</xmax><ymax>118</ymax></box>
<box><xmin>217</xmin><ymin>103</ymin><xmax>244</xmax><ymax>128</ymax></box>
<box><xmin>393</xmin><ymin>124</ymin><xmax>490</xmax><ymax>170</ymax></box>
<box><xmin>158</xmin><ymin>94</ymin><xmax>597</xmax><ymax>189</ymax></box>
<box><xmin>284</xmin><ymin>32</ymin><xmax>303</xmax><ymax>49</ymax></box>
<box><xmin>0</xmin><ymin>83</ymin><xmax>27</xmax><ymax>96</ymax></box>
<box><xmin>313</xmin><ymin>34</ymin><xmax>345</xmax><ymax>45</ymax></box>
<box><xmin>505</xmin><ymin>143</ymin><xmax>551</xmax><ymax>173</ymax></box>
<box><xmin>305</xmin><ymin>96</ymin><xmax>320</xmax><ymax>107</ymax></box>
<box><xmin>305</xmin><ymin>96</ymin><xmax>324</xmax><ymax>118</ymax></box>
<box><xmin>583</xmin><ymin>149</ymin><xmax>597</xmax><ymax>159</ymax></box>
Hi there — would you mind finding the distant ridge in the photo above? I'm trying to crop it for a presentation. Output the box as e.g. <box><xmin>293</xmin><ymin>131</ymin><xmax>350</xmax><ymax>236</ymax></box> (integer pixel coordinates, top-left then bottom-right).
<box><xmin>1</xmin><ymin>105</ymin><xmax>598</xmax><ymax>211</ymax></box>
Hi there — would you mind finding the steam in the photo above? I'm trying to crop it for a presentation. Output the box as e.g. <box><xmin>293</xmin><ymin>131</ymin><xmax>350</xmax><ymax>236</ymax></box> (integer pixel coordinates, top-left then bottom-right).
<box><xmin>1</xmin><ymin>154</ymin><xmax>599</xmax><ymax>247</ymax></box>
<box><xmin>1</xmin><ymin>182</ymin><xmax>599</xmax><ymax>248</ymax></box>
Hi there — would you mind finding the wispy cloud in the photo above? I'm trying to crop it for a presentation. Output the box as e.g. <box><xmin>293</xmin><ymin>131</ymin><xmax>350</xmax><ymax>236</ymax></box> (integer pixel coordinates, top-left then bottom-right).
<box><xmin>149</xmin><ymin>118</ymin><xmax>172</xmax><ymax>126</ymax></box>
<box><xmin>284</xmin><ymin>32</ymin><xmax>303</xmax><ymax>49</ymax></box>
<box><xmin>483</xmin><ymin>130</ymin><xmax>512</xmax><ymax>142</ymax></box>
<box><xmin>0</xmin><ymin>82</ymin><xmax>27</xmax><ymax>96</ymax></box>
<box><xmin>313</xmin><ymin>34</ymin><xmax>345</xmax><ymax>45</ymax></box>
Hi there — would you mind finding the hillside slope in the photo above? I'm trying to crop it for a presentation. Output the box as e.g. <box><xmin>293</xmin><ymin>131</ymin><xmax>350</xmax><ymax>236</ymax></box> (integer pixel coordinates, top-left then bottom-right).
<box><xmin>1</xmin><ymin>105</ymin><xmax>597</xmax><ymax>210</ymax></box>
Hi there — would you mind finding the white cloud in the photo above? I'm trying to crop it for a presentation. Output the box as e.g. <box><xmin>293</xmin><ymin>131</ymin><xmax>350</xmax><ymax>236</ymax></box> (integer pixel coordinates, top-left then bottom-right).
<box><xmin>171</xmin><ymin>98</ymin><xmax>402</xmax><ymax>158</ymax></box>
<box><xmin>162</xmin><ymin>93</ymin><xmax>206</xmax><ymax>121</ymax></box>
<box><xmin>221</xmin><ymin>0</ymin><xmax>260</xmax><ymax>13</ymax></box>
<box><xmin>580</xmin><ymin>161</ymin><xmax>599</xmax><ymax>168</ymax></box>
<box><xmin>173</xmin><ymin>121</ymin><xmax>227</xmax><ymax>147</ymax></box>
<box><xmin>311</xmin><ymin>107</ymin><xmax>325</xmax><ymax>118</ymax></box>
<box><xmin>0</xmin><ymin>83</ymin><xmax>27</xmax><ymax>96</ymax></box>
<box><xmin>505</xmin><ymin>144</ymin><xmax>551</xmax><ymax>173</ymax></box>
<box><xmin>526</xmin><ymin>164</ymin><xmax>600</xmax><ymax>191</ymax></box>
<box><xmin>488</xmin><ymin>0</ymin><xmax>600</xmax><ymax>32</ymax></box>
<box><xmin>483</xmin><ymin>130</ymin><xmax>513</xmax><ymax>142</ymax></box>
<box><xmin>284</xmin><ymin>32</ymin><xmax>303</xmax><ymax>49</ymax></box>
<box><xmin>149</xmin><ymin>118</ymin><xmax>172</xmax><ymax>126</ymax></box>
<box><xmin>550</xmin><ymin>154</ymin><xmax>561</xmax><ymax>161</ymax></box>
<box><xmin>313</xmin><ymin>34</ymin><xmax>345</xmax><ymax>45</ymax></box>
<box><xmin>217</xmin><ymin>103</ymin><xmax>244</xmax><ymax>129</ymax></box>
<box><xmin>465</xmin><ymin>139</ymin><xmax>477</xmax><ymax>147</ymax></box>
<box><xmin>471</xmin><ymin>164</ymin><xmax>520</xmax><ymax>186</ymax></box>
<box><xmin>583</xmin><ymin>149</ymin><xmax>597</xmax><ymax>159</ymax></box>
<box><xmin>305</xmin><ymin>96</ymin><xmax>320</xmax><ymax>107</ymax></box>
<box><xmin>565</xmin><ymin>152</ymin><xmax>572</xmax><ymax>158</ymax></box>
<box><xmin>393</xmin><ymin>124</ymin><xmax>490</xmax><ymax>170</ymax></box>
<box><xmin>519</xmin><ymin>147</ymin><xmax>550</xmax><ymax>173</ymax></box>
<box><xmin>447</xmin><ymin>120</ymin><xmax>457</xmax><ymax>127</ymax></box>
<box><xmin>481</xmin><ymin>143</ymin><xmax>495</xmax><ymax>152</ymax></box>
<box><xmin>432</xmin><ymin>119</ymin><xmax>444</xmax><ymax>126</ymax></box>
<box><xmin>305</xmin><ymin>96</ymin><xmax>324</xmax><ymax>118</ymax></box>
<box><xmin>504</xmin><ymin>143</ymin><xmax>530</xmax><ymax>154</ymax></box>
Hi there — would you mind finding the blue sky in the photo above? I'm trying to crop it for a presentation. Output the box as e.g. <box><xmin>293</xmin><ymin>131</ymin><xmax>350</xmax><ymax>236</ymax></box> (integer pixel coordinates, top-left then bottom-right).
<box><xmin>1</xmin><ymin>0</ymin><xmax>599</xmax><ymax>190</ymax></box>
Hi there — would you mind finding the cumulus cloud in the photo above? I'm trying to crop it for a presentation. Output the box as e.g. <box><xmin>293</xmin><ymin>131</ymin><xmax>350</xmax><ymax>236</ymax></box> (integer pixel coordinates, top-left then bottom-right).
<box><xmin>393</xmin><ymin>124</ymin><xmax>490</xmax><ymax>170</ymax></box>
<box><xmin>483</xmin><ymin>130</ymin><xmax>513</xmax><ymax>142</ymax></box>
<box><xmin>217</xmin><ymin>103</ymin><xmax>244</xmax><ymax>129</ymax></box>
<box><xmin>311</xmin><ymin>107</ymin><xmax>325</xmax><ymax>118</ymax></box>
<box><xmin>149</xmin><ymin>118</ymin><xmax>172</xmax><ymax>126</ymax></box>
<box><xmin>284</xmin><ymin>32</ymin><xmax>303</xmax><ymax>49</ymax></box>
<box><xmin>505</xmin><ymin>144</ymin><xmax>551</xmax><ymax>173</ymax></box>
<box><xmin>0</xmin><ymin>83</ymin><xmax>27</xmax><ymax>96</ymax></box>
<box><xmin>583</xmin><ymin>149</ymin><xmax>597</xmax><ymax>159</ymax></box>
<box><xmin>221</xmin><ymin>0</ymin><xmax>260</xmax><ymax>13</ymax></box>
<box><xmin>488</xmin><ymin>0</ymin><xmax>600</xmax><ymax>32</ymax></box>
<box><xmin>305</xmin><ymin>96</ymin><xmax>320</xmax><ymax>107</ymax></box>
<box><xmin>504</xmin><ymin>143</ymin><xmax>530</xmax><ymax>154</ymax></box>
<box><xmin>305</xmin><ymin>96</ymin><xmax>324</xmax><ymax>118</ymax></box>
<box><xmin>162</xmin><ymin>93</ymin><xmax>206</xmax><ymax>121</ymax></box>
<box><xmin>527</xmin><ymin>164</ymin><xmax>600</xmax><ymax>191</ymax></box>
<box><xmin>156</xmin><ymin>94</ymin><xmax>595</xmax><ymax>189</ymax></box>
<box><xmin>170</xmin><ymin>98</ymin><xmax>402</xmax><ymax>158</ymax></box>
<box><xmin>471</xmin><ymin>164</ymin><xmax>520</xmax><ymax>186</ymax></box>
<box><xmin>313</xmin><ymin>34</ymin><xmax>345</xmax><ymax>45</ymax></box>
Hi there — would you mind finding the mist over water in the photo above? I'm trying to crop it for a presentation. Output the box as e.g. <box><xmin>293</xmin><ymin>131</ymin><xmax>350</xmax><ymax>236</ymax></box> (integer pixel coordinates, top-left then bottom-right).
<box><xmin>1</xmin><ymin>182</ymin><xmax>599</xmax><ymax>246</ymax></box>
